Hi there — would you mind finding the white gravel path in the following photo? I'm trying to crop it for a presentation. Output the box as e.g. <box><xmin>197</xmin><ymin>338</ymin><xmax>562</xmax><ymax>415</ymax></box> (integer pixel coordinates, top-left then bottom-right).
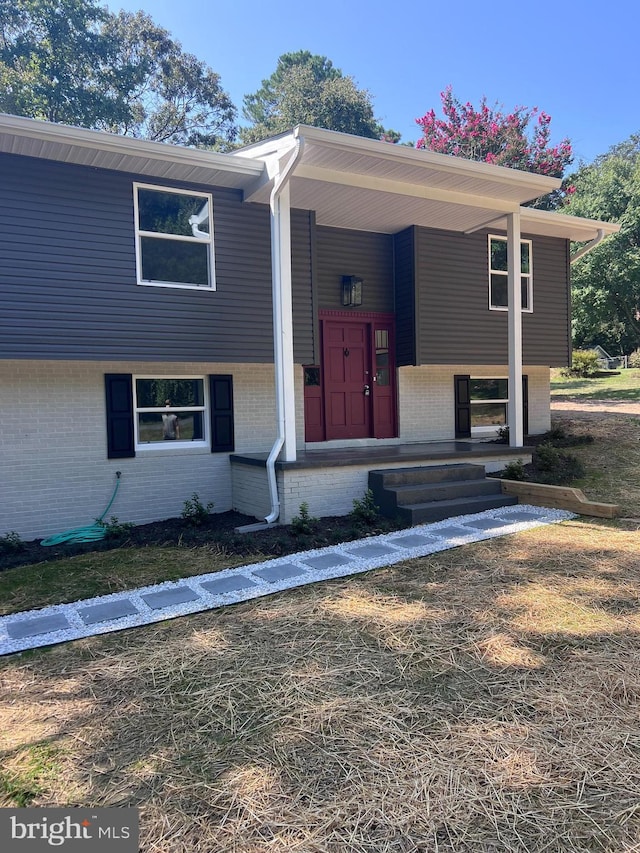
<box><xmin>0</xmin><ymin>505</ymin><xmax>574</xmax><ymax>656</ymax></box>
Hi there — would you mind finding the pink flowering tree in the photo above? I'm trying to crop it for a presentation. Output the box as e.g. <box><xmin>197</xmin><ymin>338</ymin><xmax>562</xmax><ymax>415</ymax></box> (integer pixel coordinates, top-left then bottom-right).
<box><xmin>416</xmin><ymin>87</ymin><xmax>573</xmax><ymax>208</ymax></box>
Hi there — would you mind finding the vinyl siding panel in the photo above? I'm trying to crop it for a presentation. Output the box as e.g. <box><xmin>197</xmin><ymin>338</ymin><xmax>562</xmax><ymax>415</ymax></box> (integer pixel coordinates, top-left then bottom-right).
<box><xmin>316</xmin><ymin>226</ymin><xmax>394</xmax><ymax>314</ymax></box>
<box><xmin>393</xmin><ymin>227</ymin><xmax>416</xmax><ymax>366</ymax></box>
<box><xmin>291</xmin><ymin>209</ymin><xmax>315</xmax><ymax>364</ymax></box>
<box><xmin>415</xmin><ymin>227</ymin><xmax>570</xmax><ymax>366</ymax></box>
<box><xmin>0</xmin><ymin>153</ymin><xmax>280</xmax><ymax>362</ymax></box>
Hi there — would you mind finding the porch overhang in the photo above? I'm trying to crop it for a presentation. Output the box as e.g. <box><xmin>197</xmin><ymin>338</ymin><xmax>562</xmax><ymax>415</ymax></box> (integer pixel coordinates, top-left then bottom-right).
<box><xmin>236</xmin><ymin>125</ymin><xmax>562</xmax><ymax>235</ymax></box>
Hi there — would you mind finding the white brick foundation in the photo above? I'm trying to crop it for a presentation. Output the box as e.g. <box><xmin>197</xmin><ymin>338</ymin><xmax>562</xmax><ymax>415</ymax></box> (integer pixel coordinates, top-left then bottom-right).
<box><xmin>1</xmin><ymin>360</ymin><xmax>551</xmax><ymax>538</ymax></box>
<box><xmin>0</xmin><ymin>360</ymin><xmax>280</xmax><ymax>540</ymax></box>
<box><xmin>398</xmin><ymin>364</ymin><xmax>551</xmax><ymax>441</ymax></box>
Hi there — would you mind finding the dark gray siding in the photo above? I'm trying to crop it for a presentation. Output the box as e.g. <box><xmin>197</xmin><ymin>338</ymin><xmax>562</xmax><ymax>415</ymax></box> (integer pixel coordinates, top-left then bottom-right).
<box><xmin>291</xmin><ymin>209</ymin><xmax>315</xmax><ymax>364</ymax></box>
<box><xmin>316</xmin><ymin>226</ymin><xmax>394</xmax><ymax>314</ymax></box>
<box><xmin>393</xmin><ymin>227</ymin><xmax>416</xmax><ymax>366</ymax></box>
<box><xmin>0</xmin><ymin>153</ymin><xmax>281</xmax><ymax>362</ymax></box>
<box><xmin>413</xmin><ymin>227</ymin><xmax>570</xmax><ymax>366</ymax></box>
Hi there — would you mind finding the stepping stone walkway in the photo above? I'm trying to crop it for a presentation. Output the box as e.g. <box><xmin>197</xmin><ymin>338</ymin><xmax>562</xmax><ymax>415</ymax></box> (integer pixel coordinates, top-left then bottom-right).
<box><xmin>0</xmin><ymin>505</ymin><xmax>574</xmax><ymax>656</ymax></box>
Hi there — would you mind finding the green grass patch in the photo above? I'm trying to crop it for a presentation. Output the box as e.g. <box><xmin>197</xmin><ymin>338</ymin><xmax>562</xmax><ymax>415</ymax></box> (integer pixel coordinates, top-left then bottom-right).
<box><xmin>0</xmin><ymin>546</ymin><xmax>254</xmax><ymax>617</ymax></box>
<box><xmin>550</xmin><ymin>368</ymin><xmax>640</xmax><ymax>400</ymax></box>
<box><xmin>0</xmin><ymin>742</ymin><xmax>61</xmax><ymax>807</ymax></box>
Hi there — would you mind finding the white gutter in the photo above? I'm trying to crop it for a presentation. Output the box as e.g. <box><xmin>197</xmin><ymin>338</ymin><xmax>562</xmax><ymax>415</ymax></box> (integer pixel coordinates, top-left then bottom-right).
<box><xmin>265</xmin><ymin>135</ymin><xmax>305</xmax><ymax>524</ymax></box>
<box><xmin>570</xmin><ymin>228</ymin><xmax>606</xmax><ymax>263</ymax></box>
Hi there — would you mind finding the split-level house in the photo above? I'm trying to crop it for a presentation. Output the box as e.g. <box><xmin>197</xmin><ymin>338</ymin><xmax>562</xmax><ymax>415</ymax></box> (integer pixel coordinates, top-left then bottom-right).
<box><xmin>0</xmin><ymin>115</ymin><xmax>618</xmax><ymax>539</ymax></box>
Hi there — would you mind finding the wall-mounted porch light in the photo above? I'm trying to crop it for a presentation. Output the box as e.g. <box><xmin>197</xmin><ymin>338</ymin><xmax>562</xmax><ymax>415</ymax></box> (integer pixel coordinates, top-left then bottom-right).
<box><xmin>341</xmin><ymin>275</ymin><xmax>363</xmax><ymax>307</ymax></box>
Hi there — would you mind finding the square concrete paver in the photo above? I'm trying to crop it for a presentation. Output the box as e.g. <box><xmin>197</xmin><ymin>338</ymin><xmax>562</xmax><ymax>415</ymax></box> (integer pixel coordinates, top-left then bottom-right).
<box><xmin>252</xmin><ymin>563</ymin><xmax>307</xmax><ymax>583</ymax></box>
<box><xmin>200</xmin><ymin>575</ymin><xmax>257</xmax><ymax>595</ymax></box>
<box><xmin>141</xmin><ymin>586</ymin><xmax>201</xmax><ymax>610</ymax></box>
<box><xmin>78</xmin><ymin>598</ymin><xmax>139</xmax><ymax>626</ymax></box>
<box><xmin>502</xmin><ymin>510</ymin><xmax>543</xmax><ymax>521</ymax></box>
<box><xmin>430</xmin><ymin>526</ymin><xmax>471</xmax><ymax>539</ymax></box>
<box><xmin>463</xmin><ymin>518</ymin><xmax>514</xmax><ymax>531</ymax></box>
<box><xmin>390</xmin><ymin>534</ymin><xmax>435</xmax><ymax>548</ymax></box>
<box><xmin>346</xmin><ymin>543</ymin><xmax>399</xmax><ymax>558</ymax></box>
<box><xmin>6</xmin><ymin>612</ymin><xmax>70</xmax><ymax>640</ymax></box>
<box><xmin>303</xmin><ymin>553</ymin><xmax>354</xmax><ymax>570</ymax></box>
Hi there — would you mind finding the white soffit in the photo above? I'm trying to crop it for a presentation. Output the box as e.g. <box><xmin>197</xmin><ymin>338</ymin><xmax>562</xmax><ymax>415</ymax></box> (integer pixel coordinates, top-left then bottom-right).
<box><xmin>0</xmin><ymin>113</ymin><xmax>263</xmax><ymax>189</ymax></box>
<box><xmin>239</xmin><ymin>125</ymin><xmax>568</xmax><ymax>234</ymax></box>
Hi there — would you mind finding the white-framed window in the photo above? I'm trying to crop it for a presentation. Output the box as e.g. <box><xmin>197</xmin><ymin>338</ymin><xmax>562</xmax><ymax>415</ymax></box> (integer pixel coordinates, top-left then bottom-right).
<box><xmin>470</xmin><ymin>378</ymin><xmax>508</xmax><ymax>433</ymax></box>
<box><xmin>134</xmin><ymin>376</ymin><xmax>208</xmax><ymax>449</ymax></box>
<box><xmin>133</xmin><ymin>183</ymin><xmax>215</xmax><ymax>290</ymax></box>
<box><xmin>488</xmin><ymin>235</ymin><xmax>533</xmax><ymax>312</ymax></box>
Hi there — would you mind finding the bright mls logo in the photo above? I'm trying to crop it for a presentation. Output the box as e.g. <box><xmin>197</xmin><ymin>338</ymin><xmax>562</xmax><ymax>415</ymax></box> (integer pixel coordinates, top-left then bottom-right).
<box><xmin>0</xmin><ymin>808</ymin><xmax>139</xmax><ymax>851</ymax></box>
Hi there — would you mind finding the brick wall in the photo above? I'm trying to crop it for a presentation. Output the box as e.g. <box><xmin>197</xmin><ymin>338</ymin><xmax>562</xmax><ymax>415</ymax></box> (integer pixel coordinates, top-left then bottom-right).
<box><xmin>398</xmin><ymin>364</ymin><xmax>551</xmax><ymax>441</ymax></box>
<box><xmin>0</xmin><ymin>360</ymin><xmax>283</xmax><ymax>539</ymax></box>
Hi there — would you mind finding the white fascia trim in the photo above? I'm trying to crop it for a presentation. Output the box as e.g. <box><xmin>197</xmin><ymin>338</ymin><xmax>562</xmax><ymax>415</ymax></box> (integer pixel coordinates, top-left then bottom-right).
<box><xmin>294</xmin><ymin>164</ymin><xmax>523</xmax><ymax>213</ymax></box>
<box><xmin>521</xmin><ymin>207</ymin><xmax>620</xmax><ymax>240</ymax></box>
<box><xmin>242</xmin><ymin>140</ymin><xmax>300</xmax><ymax>202</ymax></box>
<box><xmin>0</xmin><ymin>113</ymin><xmax>264</xmax><ymax>178</ymax></box>
<box><xmin>291</xmin><ymin>125</ymin><xmax>561</xmax><ymax>195</ymax></box>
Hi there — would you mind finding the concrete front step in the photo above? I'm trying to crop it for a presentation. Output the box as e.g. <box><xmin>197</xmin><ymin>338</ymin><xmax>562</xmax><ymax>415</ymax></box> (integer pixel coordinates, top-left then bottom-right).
<box><xmin>369</xmin><ymin>462</ymin><xmax>518</xmax><ymax>525</ymax></box>
<box><xmin>396</xmin><ymin>493</ymin><xmax>518</xmax><ymax>525</ymax></box>
<box><xmin>369</xmin><ymin>463</ymin><xmax>486</xmax><ymax>489</ymax></box>
<box><xmin>391</xmin><ymin>477</ymin><xmax>504</xmax><ymax>507</ymax></box>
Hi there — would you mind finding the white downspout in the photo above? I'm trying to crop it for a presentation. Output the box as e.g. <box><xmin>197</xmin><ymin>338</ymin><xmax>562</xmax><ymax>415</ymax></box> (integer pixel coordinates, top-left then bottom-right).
<box><xmin>570</xmin><ymin>228</ymin><xmax>605</xmax><ymax>263</ymax></box>
<box><xmin>265</xmin><ymin>136</ymin><xmax>305</xmax><ymax>524</ymax></box>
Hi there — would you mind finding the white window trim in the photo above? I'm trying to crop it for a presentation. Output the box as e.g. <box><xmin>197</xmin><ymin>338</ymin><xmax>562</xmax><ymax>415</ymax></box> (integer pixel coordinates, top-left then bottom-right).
<box><xmin>133</xmin><ymin>182</ymin><xmax>216</xmax><ymax>291</ymax></box>
<box><xmin>470</xmin><ymin>377</ymin><xmax>508</xmax><ymax>435</ymax></box>
<box><xmin>488</xmin><ymin>235</ymin><xmax>533</xmax><ymax>313</ymax></box>
<box><xmin>133</xmin><ymin>375</ymin><xmax>209</xmax><ymax>451</ymax></box>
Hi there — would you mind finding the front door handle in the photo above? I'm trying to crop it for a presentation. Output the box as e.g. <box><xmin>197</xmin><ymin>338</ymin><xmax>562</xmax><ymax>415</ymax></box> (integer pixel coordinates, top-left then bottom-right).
<box><xmin>363</xmin><ymin>384</ymin><xmax>370</xmax><ymax>396</ymax></box>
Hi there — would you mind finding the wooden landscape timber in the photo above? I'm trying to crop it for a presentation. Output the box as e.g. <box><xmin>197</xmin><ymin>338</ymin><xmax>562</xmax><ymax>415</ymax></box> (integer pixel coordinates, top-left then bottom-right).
<box><xmin>500</xmin><ymin>479</ymin><xmax>619</xmax><ymax>518</ymax></box>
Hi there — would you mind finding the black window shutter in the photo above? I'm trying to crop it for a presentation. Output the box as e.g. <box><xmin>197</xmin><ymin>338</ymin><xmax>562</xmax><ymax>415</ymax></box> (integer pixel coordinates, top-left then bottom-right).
<box><xmin>522</xmin><ymin>375</ymin><xmax>529</xmax><ymax>437</ymax></box>
<box><xmin>105</xmin><ymin>374</ymin><xmax>135</xmax><ymax>459</ymax></box>
<box><xmin>454</xmin><ymin>374</ymin><xmax>471</xmax><ymax>438</ymax></box>
<box><xmin>209</xmin><ymin>375</ymin><xmax>234</xmax><ymax>452</ymax></box>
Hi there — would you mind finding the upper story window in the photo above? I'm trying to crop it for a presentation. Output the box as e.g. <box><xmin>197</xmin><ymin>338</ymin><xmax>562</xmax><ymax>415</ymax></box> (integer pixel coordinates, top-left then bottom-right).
<box><xmin>134</xmin><ymin>184</ymin><xmax>215</xmax><ymax>290</ymax></box>
<box><xmin>488</xmin><ymin>235</ymin><xmax>533</xmax><ymax>312</ymax></box>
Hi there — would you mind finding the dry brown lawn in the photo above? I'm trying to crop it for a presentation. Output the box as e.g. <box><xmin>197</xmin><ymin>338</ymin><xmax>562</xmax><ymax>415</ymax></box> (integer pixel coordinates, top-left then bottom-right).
<box><xmin>2</xmin><ymin>518</ymin><xmax>640</xmax><ymax>852</ymax></box>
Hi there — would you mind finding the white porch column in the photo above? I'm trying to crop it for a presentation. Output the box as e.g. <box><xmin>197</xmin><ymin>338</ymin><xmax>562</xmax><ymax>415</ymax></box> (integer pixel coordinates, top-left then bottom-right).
<box><xmin>507</xmin><ymin>211</ymin><xmax>523</xmax><ymax>447</ymax></box>
<box><xmin>270</xmin><ymin>180</ymin><xmax>297</xmax><ymax>461</ymax></box>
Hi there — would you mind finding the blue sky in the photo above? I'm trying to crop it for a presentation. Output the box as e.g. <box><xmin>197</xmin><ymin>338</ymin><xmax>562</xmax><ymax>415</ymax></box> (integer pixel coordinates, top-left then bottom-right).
<box><xmin>105</xmin><ymin>0</ymin><xmax>639</xmax><ymax>166</ymax></box>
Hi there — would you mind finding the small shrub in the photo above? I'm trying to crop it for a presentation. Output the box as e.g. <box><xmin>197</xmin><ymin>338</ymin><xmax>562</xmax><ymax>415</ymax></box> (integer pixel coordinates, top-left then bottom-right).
<box><xmin>542</xmin><ymin>424</ymin><xmax>594</xmax><ymax>448</ymax></box>
<box><xmin>501</xmin><ymin>459</ymin><xmax>527</xmax><ymax>481</ymax></box>
<box><xmin>561</xmin><ymin>349</ymin><xmax>600</xmax><ymax>378</ymax></box>
<box><xmin>628</xmin><ymin>349</ymin><xmax>640</xmax><ymax>369</ymax></box>
<box><xmin>0</xmin><ymin>531</ymin><xmax>24</xmax><ymax>553</ymax></box>
<box><xmin>545</xmin><ymin>423</ymin><xmax>568</xmax><ymax>442</ymax></box>
<box><xmin>496</xmin><ymin>426</ymin><xmax>510</xmax><ymax>444</ymax></box>
<box><xmin>98</xmin><ymin>516</ymin><xmax>134</xmax><ymax>539</ymax></box>
<box><xmin>290</xmin><ymin>502</ymin><xmax>318</xmax><ymax>535</ymax></box>
<box><xmin>181</xmin><ymin>493</ymin><xmax>214</xmax><ymax>526</ymax></box>
<box><xmin>350</xmin><ymin>489</ymin><xmax>380</xmax><ymax>525</ymax></box>
<box><xmin>533</xmin><ymin>443</ymin><xmax>585</xmax><ymax>485</ymax></box>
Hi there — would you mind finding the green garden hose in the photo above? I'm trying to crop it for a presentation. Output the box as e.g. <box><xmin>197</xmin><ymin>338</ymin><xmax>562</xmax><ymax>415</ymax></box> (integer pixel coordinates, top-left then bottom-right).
<box><xmin>41</xmin><ymin>472</ymin><xmax>122</xmax><ymax>546</ymax></box>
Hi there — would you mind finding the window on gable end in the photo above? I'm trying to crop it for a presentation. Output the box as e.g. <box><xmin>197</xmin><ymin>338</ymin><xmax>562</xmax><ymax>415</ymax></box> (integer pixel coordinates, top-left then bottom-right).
<box><xmin>134</xmin><ymin>184</ymin><xmax>215</xmax><ymax>290</ymax></box>
<box><xmin>488</xmin><ymin>235</ymin><xmax>533</xmax><ymax>312</ymax></box>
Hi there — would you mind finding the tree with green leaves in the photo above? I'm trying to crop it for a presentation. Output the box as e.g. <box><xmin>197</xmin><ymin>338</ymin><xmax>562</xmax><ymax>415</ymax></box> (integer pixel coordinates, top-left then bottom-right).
<box><xmin>240</xmin><ymin>50</ymin><xmax>398</xmax><ymax>145</ymax></box>
<box><xmin>564</xmin><ymin>135</ymin><xmax>640</xmax><ymax>354</ymax></box>
<box><xmin>0</xmin><ymin>0</ymin><xmax>122</xmax><ymax>126</ymax></box>
<box><xmin>0</xmin><ymin>0</ymin><xmax>237</xmax><ymax>149</ymax></box>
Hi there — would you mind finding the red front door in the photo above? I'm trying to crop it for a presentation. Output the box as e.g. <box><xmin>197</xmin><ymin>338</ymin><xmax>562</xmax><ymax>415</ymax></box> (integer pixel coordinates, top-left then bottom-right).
<box><xmin>323</xmin><ymin>320</ymin><xmax>371</xmax><ymax>440</ymax></box>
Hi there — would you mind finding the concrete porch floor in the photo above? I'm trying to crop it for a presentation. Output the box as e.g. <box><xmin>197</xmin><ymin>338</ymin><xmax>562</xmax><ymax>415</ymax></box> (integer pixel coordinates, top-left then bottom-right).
<box><xmin>231</xmin><ymin>440</ymin><xmax>533</xmax><ymax>470</ymax></box>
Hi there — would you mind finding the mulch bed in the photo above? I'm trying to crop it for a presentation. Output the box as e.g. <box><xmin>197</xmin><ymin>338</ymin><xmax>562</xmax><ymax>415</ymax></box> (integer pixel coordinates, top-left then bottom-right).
<box><xmin>0</xmin><ymin>510</ymin><xmax>404</xmax><ymax>573</ymax></box>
